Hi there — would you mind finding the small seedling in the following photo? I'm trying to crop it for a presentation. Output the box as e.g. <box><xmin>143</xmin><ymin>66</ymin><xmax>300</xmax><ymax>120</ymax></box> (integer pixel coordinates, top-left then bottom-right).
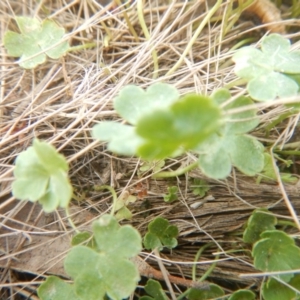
<box><xmin>38</xmin><ymin>214</ymin><xmax>142</xmax><ymax>300</ymax></box>
<box><xmin>233</xmin><ymin>34</ymin><xmax>300</xmax><ymax>101</ymax></box>
<box><xmin>139</xmin><ymin>279</ymin><xmax>168</xmax><ymax>300</ymax></box>
<box><xmin>92</xmin><ymin>83</ymin><xmax>222</xmax><ymax>159</ymax></box>
<box><xmin>138</xmin><ymin>160</ymin><xmax>165</xmax><ymax>177</ymax></box>
<box><xmin>196</xmin><ymin>89</ymin><xmax>264</xmax><ymax>179</ymax></box>
<box><xmin>191</xmin><ymin>178</ymin><xmax>209</xmax><ymax>197</ymax></box>
<box><xmin>11</xmin><ymin>139</ymin><xmax>72</xmax><ymax>213</ymax></box>
<box><xmin>115</xmin><ymin>191</ymin><xmax>137</xmax><ymax>220</ymax></box>
<box><xmin>163</xmin><ymin>186</ymin><xmax>178</xmax><ymax>203</ymax></box>
<box><xmin>143</xmin><ymin>217</ymin><xmax>178</xmax><ymax>251</ymax></box>
<box><xmin>257</xmin><ymin>153</ymin><xmax>298</xmax><ymax>184</ymax></box>
<box><xmin>4</xmin><ymin>17</ymin><xmax>69</xmax><ymax>69</ymax></box>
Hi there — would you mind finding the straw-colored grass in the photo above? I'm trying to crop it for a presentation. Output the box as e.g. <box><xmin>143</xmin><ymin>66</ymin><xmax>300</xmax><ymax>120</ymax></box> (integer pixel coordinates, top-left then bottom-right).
<box><xmin>1</xmin><ymin>0</ymin><xmax>300</xmax><ymax>299</ymax></box>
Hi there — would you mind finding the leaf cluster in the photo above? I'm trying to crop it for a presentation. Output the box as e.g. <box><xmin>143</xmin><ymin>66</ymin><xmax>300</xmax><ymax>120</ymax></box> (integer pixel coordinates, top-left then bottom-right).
<box><xmin>93</xmin><ymin>84</ymin><xmax>265</xmax><ymax>179</ymax></box>
<box><xmin>4</xmin><ymin>17</ymin><xmax>69</xmax><ymax>69</ymax></box>
<box><xmin>233</xmin><ymin>34</ymin><xmax>300</xmax><ymax>102</ymax></box>
<box><xmin>143</xmin><ymin>217</ymin><xmax>179</xmax><ymax>251</ymax></box>
<box><xmin>12</xmin><ymin>139</ymin><xmax>72</xmax><ymax>212</ymax></box>
<box><xmin>243</xmin><ymin>209</ymin><xmax>300</xmax><ymax>299</ymax></box>
<box><xmin>38</xmin><ymin>214</ymin><xmax>142</xmax><ymax>300</ymax></box>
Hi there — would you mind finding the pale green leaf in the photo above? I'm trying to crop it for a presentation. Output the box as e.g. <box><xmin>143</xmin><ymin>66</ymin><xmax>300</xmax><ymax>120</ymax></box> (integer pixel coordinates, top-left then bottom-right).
<box><xmin>248</xmin><ymin>72</ymin><xmax>298</xmax><ymax>102</ymax></box>
<box><xmin>37</xmin><ymin>276</ymin><xmax>79</xmax><ymax>300</ymax></box>
<box><xmin>64</xmin><ymin>215</ymin><xmax>142</xmax><ymax>300</ymax></box>
<box><xmin>4</xmin><ymin>17</ymin><xmax>69</xmax><ymax>69</ymax></box>
<box><xmin>39</xmin><ymin>20</ymin><xmax>69</xmax><ymax>59</ymax></box>
<box><xmin>262</xmin><ymin>276</ymin><xmax>300</xmax><ymax>300</ymax></box>
<box><xmin>243</xmin><ymin>208</ymin><xmax>277</xmax><ymax>244</ymax></box>
<box><xmin>229</xmin><ymin>135</ymin><xmax>264</xmax><ymax>176</ymax></box>
<box><xmin>33</xmin><ymin>139</ymin><xmax>68</xmax><ymax>173</ymax></box>
<box><xmin>229</xmin><ymin>289</ymin><xmax>256</xmax><ymax>300</ymax></box>
<box><xmin>136</xmin><ymin>94</ymin><xmax>221</xmax><ymax>159</ymax></box>
<box><xmin>92</xmin><ymin>121</ymin><xmax>143</xmax><ymax>156</ymax></box>
<box><xmin>139</xmin><ymin>279</ymin><xmax>169</xmax><ymax>300</ymax></box>
<box><xmin>253</xmin><ymin>230</ymin><xmax>300</xmax><ymax>282</ymax></box>
<box><xmin>114</xmin><ymin>83</ymin><xmax>179</xmax><ymax>125</ymax></box>
<box><xmin>187</xmin><ymin>284</ymin><xmax>225</xmax><ymax>299</ymax></box>
<box><xmin>12</xmin><ymin>139</ymin><xmax>72</xmax><ymax>212</ymax></box>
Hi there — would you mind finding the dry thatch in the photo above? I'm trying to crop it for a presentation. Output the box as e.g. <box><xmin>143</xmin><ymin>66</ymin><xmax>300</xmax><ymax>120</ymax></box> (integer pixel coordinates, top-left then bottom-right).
<box><xmin>1</xmin><ymin>0</ymin><xmax>300</xmax><ymax>299</ymax></box>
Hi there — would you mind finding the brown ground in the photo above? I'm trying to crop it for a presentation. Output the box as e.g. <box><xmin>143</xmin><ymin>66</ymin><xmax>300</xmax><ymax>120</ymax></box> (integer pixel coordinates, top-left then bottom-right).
<box><xmin>1</xmin><ymin>1</ymin><xmax>300</xmax><ymax>299</ymax></box>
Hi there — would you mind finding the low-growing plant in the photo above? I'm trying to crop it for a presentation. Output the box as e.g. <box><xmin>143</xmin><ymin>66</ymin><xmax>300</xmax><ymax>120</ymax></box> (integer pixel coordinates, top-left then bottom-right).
<box><xmin>9</xmin><ymin>32</ymin><xmax>300</xmax><ymax>299</ymax></box>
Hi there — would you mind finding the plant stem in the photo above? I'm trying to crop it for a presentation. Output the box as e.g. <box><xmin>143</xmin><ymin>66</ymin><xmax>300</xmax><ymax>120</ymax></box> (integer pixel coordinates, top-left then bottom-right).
<box><xmin>274</xmin><ymin>150</ymin><xmax>300</xmax><ymax>156</ymax></box>
<box><xmin>94</xmin><ymin>185</ymin><xmax>118</xmax><ymax>216</ymax></box>
<box><xmin>115</xmin><ymin>0</ymin><xmax>139</xmax><ymax>42</ymax></box>
<box><xmin>65</xmin><ymin>206</ymin><xmax>79</xmax><ymax>233</ymax></box>
<box><xmin>152</xmin><ymin>161</ymin><xmax>199</xmax><ymax>178</ymax></box>
<box><xmin>166</xmin><ymin>0</ymin><xmax>222</xmax><ymax>76</ymax></box>
<box><xmin>67</xmin><ymin>43</ymin><xmax>96</xmax><ymax>52</ymax></box>
<box><xmin>192</xmin><ymin>243</ymin><xmax>213</xmax><ymax>281</ymax></box>
<box><xmin>137</xmin><ymin>0</ymin><xmax>159</xmax><ymax>78</ymax></box>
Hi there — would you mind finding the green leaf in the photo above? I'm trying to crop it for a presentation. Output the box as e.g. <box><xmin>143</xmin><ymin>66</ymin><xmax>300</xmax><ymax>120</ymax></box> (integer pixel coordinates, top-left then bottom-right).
<box><xmin>64</xmin><ymin>214</ymin><xmax>142</xmax><ymax>300</ymax></box>
<box><xmin>114</xmin><ymin>83</ymin><xmax>179</xmax><ymax>125</ymax></box>
<box><xmin>187</xmin><ymin>284</ymin><xmax>224</xmax><ymax>299</ymax></box>
<box><xmin>4</xmin><ymin>17</ymin><xmax>69</xmax><ymax>69</ymax></box>
<box><xmin>233</xmin><ymin>34</ymin><xmax>300</xmax><ymax>101</ymax></box>
<box><xmin>229</xmin><ymin>289</ymin><xmax>256</xmax><ymax>300</ymax></box>
<box><xmin>163</xmin><ymin>186</ymin><xmax>178</xmax><ymax>203</ymax></box>
<box><xmin>37</xmin><ymin>276</ymin><xmax>80</xmax><ymax>300</ymax></box>
<box><xmin>196</xmin><ymin>92</ymin><xmax>264</xmax><ymax>179</ymax></box>
<box><xmin>253</xmin><ymin>230</ymin><xmax>300</xmax><ymax>282</ymax></box>
<box><xmin>243</xmin><ymin>209</ymin><xmax>277</xmax><ymax>244</ymax></box>
<box><xmin>136</xmin><ymin>94</ymin><xmax>222</xmax><ymax>159</ymax></box>
<box><xmin>12</xmin><ymin>139</ymin><xmax>72</xmax><ymax>213</ymax></box>
<box><xmin>144</xmin><ymin>217</ymin><xmax>179</xmax><ymax>251</ymax></box>
<box><xmin>191</xmin><ymin>179</ymin><xmax>209</xmax><ymax>197</ymax></box>
<box><xmin>71</xmin><ymin>232</ymin><xmax>94</xmax><ymax>247</ymax></box>
<box><xmin>247</xmin><ymin>72</ymin><xmax>298</xmax><ymax>102</ymax></box>
<box><xmin>139</xmin><ymin>279</ymin><xmax>169</xmax><ymax>300</ymax></box>
<box><xmin>262</xmin><ymin>276</ymin><xmax>300</xmax><ymax>300</ymax></box>
<box><xmin>115</xmin><ymin>192</ymin><xmax>137</xmax><ymax>221</ymax></box>
<box><xmin>92</xmin><ymin>121</ymin><xmax>143</xmax><ymax>156</ymax></box>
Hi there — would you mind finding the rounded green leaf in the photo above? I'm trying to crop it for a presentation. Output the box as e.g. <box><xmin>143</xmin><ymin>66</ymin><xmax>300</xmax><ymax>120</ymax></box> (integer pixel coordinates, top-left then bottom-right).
<box><xmin>114</xmin><ymin>83</ymin><xmax>179</xmax><ymax>125</ymax></box>
<box><xmin>16</xmin><ymin>17</ymin><xmax>41</xmax><ymax>34</ymax></box>
<box><xmin>229</xmin><ymin>135</ymin><xmax>264</xmax><ymax>176</ymax></box>
<box><xmin>39</xmin><ymin>20</ymin><xmax>69</xmax><ymax>59</ymax></box>
<box><xmin>262</xmin><ymin>276</ymin><xmax>300</xmax><ymax>300</ymax></box>
<box><xmin>248</xmin><ymin>72</ymin><xmax>299</xmax><ymax>102</ymax></box>
<box><xmin>253</xmin><ymin>230</ymin><xmax>300</xmax><ymax>282</ymax></box>
<box><xmin>197</xmin><ymin>135</ymin><xmax>232</xmax><ymax>179</ymax></box>
<box><xmin>243</xmin><ymin>209</ymin><xmax>277</xmax><ymax>244</ymax></box>
<box><xmin>12</xmin><ymin>139</ymin><xmax>72</xmax><ymax>212</ymax></box>
<box><xmin>136</xmin><ymin>94</ymin><xmax>222</xmax><ymax>159</ymax></box>
<box><xmin>64</xmin><ymin>245</ymin><xmax>100</xmax><ymax>279</ymax></box>
<box><xmin>187</xmin><ymin>284</ymin><xmax>224</xmax><ymax>299</ymax></box>
<box><xmin>148</xmin><ymin>217</ymin><xmax>169</xmax><ymax>236</ymax></box>
<box><xmin>4</xmin><ymin>17</ymin><xmax>69</xmax><ymax>69</ymax></box>
<box><xmin>33</xmin><ymin>137</ymin><xmax>68</xmax><ymax>173</ymax></box>
<box><xmin>37</xmin><ymin>276</ymin><xmax>79</xmax><ymax>300</ymax></box>
<box><xmin>144</xmin><ymin>232</ymin><xmax>162</xmax><ymax>250</ymax></box>
<box><xmin>74</xmin><ymin>270</ymin><xmax>105</xmax><ymax>300</ymax></box>
<box><xmin>233</xmin><ymin>47</ymin><xmax>270</xmax><ymax>80</ymax></box>
<box><xmin>92</xmin><ymin>215</ymin><xmax>142</xmax><ymax>258</ymax></box>
<box><xmin>92</xmin><ymin>121</ymin><xmax>143</xmax><ymax>156</ymax></box>
<box><xmin>141</xmin><ymin>279</ymin><xmax>169</xmax><ymax>300</ymax></box>
<box><xmin>229</xmin><ymin>289</ymin><xmax>256</xmax><ymax>300</ymax></box>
